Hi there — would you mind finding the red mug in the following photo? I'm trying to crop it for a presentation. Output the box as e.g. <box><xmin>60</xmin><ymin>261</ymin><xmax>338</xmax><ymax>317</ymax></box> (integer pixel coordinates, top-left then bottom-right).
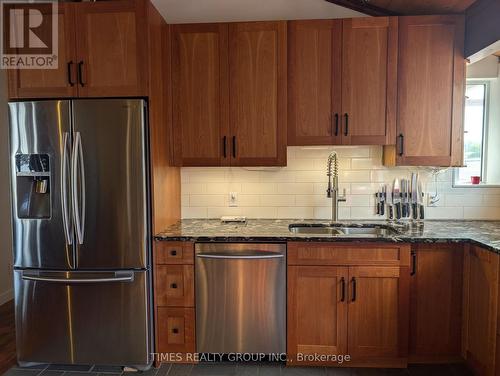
<box><xmin>471</xmin><ymin>176</ymin><xmax>481</xmax><ymax>185</ymax></box>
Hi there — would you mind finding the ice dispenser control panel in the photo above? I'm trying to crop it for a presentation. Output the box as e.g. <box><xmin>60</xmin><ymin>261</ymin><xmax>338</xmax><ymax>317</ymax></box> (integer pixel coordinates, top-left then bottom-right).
<box><xmin>15</xmin><ymin>154</ymin><xmax>51</xmax><ymax>218</ymax></box>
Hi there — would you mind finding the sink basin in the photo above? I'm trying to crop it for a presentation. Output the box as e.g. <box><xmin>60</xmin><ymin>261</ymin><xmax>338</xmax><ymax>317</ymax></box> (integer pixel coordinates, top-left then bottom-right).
<box><xmin>288</xmin><ymin>223</ymin><xmax>400</xmax><ymax>237</ymax></box>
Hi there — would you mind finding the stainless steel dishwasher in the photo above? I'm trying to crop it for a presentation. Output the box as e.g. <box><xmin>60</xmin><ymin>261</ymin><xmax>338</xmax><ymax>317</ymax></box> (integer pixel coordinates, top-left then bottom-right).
<box><xmin>195</xmin><ymin>243</ymin><xmax>286</xmax><ymax>354</ymax></box>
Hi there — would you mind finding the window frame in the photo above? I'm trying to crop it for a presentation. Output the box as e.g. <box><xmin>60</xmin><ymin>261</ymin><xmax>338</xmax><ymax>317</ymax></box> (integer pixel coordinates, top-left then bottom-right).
<box><xmin>453</xmin><ymin>80</ymin><xmax>496</xmax><ymax>188</ymax></box>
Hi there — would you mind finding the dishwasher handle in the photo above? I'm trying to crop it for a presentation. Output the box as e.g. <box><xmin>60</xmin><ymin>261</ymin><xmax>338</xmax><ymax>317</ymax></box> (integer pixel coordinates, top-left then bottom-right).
<box><xmin>196</xmin><ymin>252</ymin><xmax>284</xmax><ymax>260</ymax></box>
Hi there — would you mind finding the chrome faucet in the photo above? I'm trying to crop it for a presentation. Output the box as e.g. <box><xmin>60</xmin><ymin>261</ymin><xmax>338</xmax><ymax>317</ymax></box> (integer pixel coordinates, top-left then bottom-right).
<box><xmin>326</xmin><ymin>151</ymin><xmax>346</xmax><ymax>222</ymax></box>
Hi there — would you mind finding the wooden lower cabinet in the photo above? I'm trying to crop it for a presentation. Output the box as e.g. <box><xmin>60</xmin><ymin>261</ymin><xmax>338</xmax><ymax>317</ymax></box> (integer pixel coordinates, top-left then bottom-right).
<box><xmin>157</xmin><ymin>307</ymin><xmax>196</xmax><ymax>361</ymax></box>
<box><xmin>154</xmin><ymin>241</ymin><xmax>195</xmax><ymax>364</ymax></box>
<box><xmin>463</xmin><ymin>245</ymin><xmax>499</xmax><ymax>376</ymax></box>
<box><xmin>287</xmin><ymin>243</ymin><xmax>410</xmax><ymax>367</ymax></box>
<box><xmin>348</xmin><ymin>266</ymin><xmax>408</xmax><ymax>362</ymax></box>
<box><xmin>409</xmin><ymin>244</ymin><xmax>464</xmax><ymax>363</ymax></box>
<box><xmin>287</xmin><ymin>266</ymin><xmax>348</xmax><ymax>365</ymax></box>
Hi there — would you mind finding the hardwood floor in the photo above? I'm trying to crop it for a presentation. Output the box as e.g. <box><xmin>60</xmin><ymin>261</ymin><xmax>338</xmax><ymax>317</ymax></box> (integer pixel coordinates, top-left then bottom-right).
<box><xmin>0</xmin><ymin>300</ymin><xmax>16</xmax><ymax>375</ymax></box>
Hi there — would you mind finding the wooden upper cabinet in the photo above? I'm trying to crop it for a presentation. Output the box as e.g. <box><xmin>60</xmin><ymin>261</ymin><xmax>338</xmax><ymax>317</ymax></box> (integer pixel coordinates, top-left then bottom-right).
<box><xmin>171</xmin><ymin>24</ymin><xmax>230</xmax><ymax>166</ymax></box>
<box><xmin>347</xmin><ymin>266</ymin><xmax>408</xmax><ymax>361</ymax></box>
<box><xmin>8</xmin><ymin>3</ymin><xmax>77</xmax><ymax>98</ymax></box>
<box><xmin>229</xmin><ymin>21</ymin><xmax>287</xmax><ymax>166</ymax></box>
<box><xmin>287</xmin><ymin>266</ymin><xmax>348</xmax><ymax>365</ymax></box>
<box><xmin>74</xmin><ymin>0</ymin><xmax>148</xmax><ymax>97</ymax></box>
<box><xmin>409</xmin><ymin>244</ymin><xmax>464</xmax><ymax>362</ymax></box>
<box><xmin>395</xmin><ymin>15</ymin><xmax>465</xmax><ymax>166</ymax></box>
<box><xmin>288</xmin><ymin>20</ymin><xmax>342</xmax><ymax>146</ymax></box>
<box><xmin>341</xmin><ymin>17</ymin><xmax>397</xmax><ymax>145</ymax></box>
<box><xmin>464</xmin><ymin>246</ymin><xmax>499</xmax><ymax>376</ymax></box>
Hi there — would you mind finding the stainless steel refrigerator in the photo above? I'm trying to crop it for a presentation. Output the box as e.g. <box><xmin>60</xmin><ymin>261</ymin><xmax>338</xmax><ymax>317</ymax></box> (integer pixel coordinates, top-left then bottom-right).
<box><xmin>8</xmin><ymin>99</ymin><xmax>152</xmax><ymax>370</ymax></box>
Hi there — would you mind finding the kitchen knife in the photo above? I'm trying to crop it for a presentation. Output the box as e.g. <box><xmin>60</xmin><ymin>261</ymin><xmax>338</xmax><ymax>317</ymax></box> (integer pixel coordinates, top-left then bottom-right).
<box><xmin>387</xmin><ymin>190</ymin><xmax>393</xmax><ymax>220</ymax></box>
<box><xmin>418</xmin><ymin>180</ymin><xmax>425</xmax><ymax>220</ymax></box>
<box><xmin>411</xmin><ymin>173</ymin><xmax>418</xmax><ymax>220</ymax></box>
<box><xmin>380</xmin><ymin>186</ymin><xmax>386</xmax><ymax>216</ymax></box>
<box><xmin>393</xmin><ymin>179</ymin><xmax>402</xmax><ymax>220</ymax></box>
<box><xmin>375</xmin><ymin>192</ymin><xmax>380</xmax><ymax>215</ymax></box>
<box><xmin>401</xmin><ymin>179</ymin><xmax>407</xmax><ymax>218</ymax></box>
<box><xmin>405</xmin><ymin>179</ymin><xmax>411</xmax><ymax>217</ymax></box>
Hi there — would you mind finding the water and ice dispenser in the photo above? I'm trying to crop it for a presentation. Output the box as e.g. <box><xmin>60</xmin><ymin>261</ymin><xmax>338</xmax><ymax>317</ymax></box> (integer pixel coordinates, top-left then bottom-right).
<box><xmin>15</xmin><ymin>154</ymin><xmax>51</xmax><ymax>219</ymax></box>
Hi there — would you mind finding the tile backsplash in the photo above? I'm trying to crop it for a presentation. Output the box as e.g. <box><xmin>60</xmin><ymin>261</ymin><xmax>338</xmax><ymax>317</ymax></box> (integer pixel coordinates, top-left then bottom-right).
<box><xmin>181</xmin><ymin>146</ymin><xmax>500</xmax><ymax>220</ymax></box>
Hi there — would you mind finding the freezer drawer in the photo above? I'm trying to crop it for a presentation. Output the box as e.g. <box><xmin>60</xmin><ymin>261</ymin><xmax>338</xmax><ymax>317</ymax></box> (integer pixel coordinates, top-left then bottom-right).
<box><xmin>14</xmin><ymin>270</ymin><xmax>152</xmax><ymax>368</ymax></box>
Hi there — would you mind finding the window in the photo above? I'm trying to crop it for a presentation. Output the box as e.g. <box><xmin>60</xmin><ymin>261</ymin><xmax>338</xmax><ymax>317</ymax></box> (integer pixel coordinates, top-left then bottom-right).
<box><xmin>455</xmin><ymin>83</ymin><xmax>487</xmax><ymax>185</ymax></box>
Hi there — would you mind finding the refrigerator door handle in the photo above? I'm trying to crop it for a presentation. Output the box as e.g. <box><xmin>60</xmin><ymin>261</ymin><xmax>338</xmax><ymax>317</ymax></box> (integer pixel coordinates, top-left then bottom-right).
<box><xmin>21</xmin><ymin>271</ymin><xmax>134</xmax><ymax>284</ymax></box>
<box><xmin>61</xmin><ymin>132</ymin><xmax>73</xmax><ymax>245</ymax></box>
<box><xmin>71</xmin><ymin>132</ymin><xmax>85</xmax><ymax>244</ymax></box>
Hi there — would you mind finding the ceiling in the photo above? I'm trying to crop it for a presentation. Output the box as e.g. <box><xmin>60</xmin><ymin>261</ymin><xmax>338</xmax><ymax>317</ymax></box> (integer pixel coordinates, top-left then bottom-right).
<box><xmin>151</xmin><ymin>0</ymin><xmax>365</xmax><ymax>24</ymax></box>
<box><xmin>365</xmin><ymin>0</ymin><xmax>478</xmax><ymax>15</ymax></box>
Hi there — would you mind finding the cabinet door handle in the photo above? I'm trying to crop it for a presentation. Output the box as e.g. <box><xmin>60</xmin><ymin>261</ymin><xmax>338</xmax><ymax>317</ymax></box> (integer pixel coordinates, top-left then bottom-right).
<box><xmin>67</xmin><ymin>61</ymin><xmax>75</xmax><ymax>86</ymax></box>
<box><xmin>410</xmin><ymin>251</ymin><xmax>417</xmax><ymax>276</ymax></box>
<box><xmin>172</xmin><ymin>328</ymin><xmax>179</xmax><ymax>334</ymax></box>
<box><xmin>170</xmin><ymin>249</ymin><xmax>177</xmax><ymax>256</ymax></box>
<box><xmin>77</xmin><ymin>61</ymin><xmax>85</xmax><ymax>87</ymax></box>
<box><xmin>351</xmin><ymin>277</ymin><xmax>356</xmax><ymax>302</ymax></box>
<box><xmin>398</xmin><ymin>134</ymin><xmax>404</xmax><ymax>156</ymax></box>
<box><xmin>232</xmin><ymin>136</ymin><xmax>236</xmax><ymax>158</ymax></box>
<box><xmin>222</xmin><ymin>136</ymin><xmax>227</xmax><ymax>158</ymax></box>
<box><xmin>170</xmin><ymin>283</ymin><xmax>178</xmax><ymax>289</ymax></box>
<box><xmin>344</xmin><ymin>113</ymin><xmax>349</xmax><ymax>136</ymax></box>
<box><xmin>333</xmin><ymin>113</ymin><xmax>339</xmax><ymax>136</ymax></box>
<box><xmin>340</xmin><ymin>277</ymin><xmax>346</xmax><ymax>302</ymax></box>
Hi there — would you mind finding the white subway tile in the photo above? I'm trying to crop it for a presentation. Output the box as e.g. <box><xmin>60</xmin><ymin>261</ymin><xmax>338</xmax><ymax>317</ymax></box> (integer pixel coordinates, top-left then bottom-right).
<box><xmin>464</xmin><ymin>207</ymin><xmax>500</xmax><ymax>220</ymax></box>
<box><xmin>241</xmin><ymin>207</ymin><xmax>278</xmax><ymax>219</ymax></box>
<box><xmin>181</xmin><ymin>195</ymin><xmax>189</xmax><ymax>206</ymax></box>
<box><xmin>276</xmin><ymin>207</ymin><xmax>314</xmax><ymax>219</ymax></box>
<box><xmin>350</xmin><ymin>207</ymin><xmax>380</xmax><ymax>220</ymax></box>
<box><xmin>295</xmin><ymin>171</ymin><xmax>326</xmax><ymax>183</ymax></box>
<box><xmin>181</xmin><ymin>207</ymin><xmax>207</xmax><ymax>218</ymax></box>
<box><xmin>351</xmin><ymin>158</ymin><xmax>379</xmax><ymax>170</ymax></box>
<box><xmin>238</xmin><ymin>195</ymin><xmax>261</xmax><ymax>207</ymax></box>
<box><xmin>286</xmin><ymin>158</ymin><xmax>315</xmax><ymax>171</ymax></box>
<box><xmin>278</xmin><ymin>183</ymin><xmax>314</xmax><ymax>194</ymax></box>
<box><xmin>260</xmin><ymin>195</ymin><xmax>296</xmax><ymax>207</ymax></box>
<box><xmin>340</xmin><ymin>170</ymin><xmax>371</xmax><ymax>183</ymax></box>
<box><xmin>182</xmin><ymin>183</ymin><xmax>207</xmax><ymax>194</ymax></box>
<box><xmin>296</xmin><ymin>194</ymin><xmax>330</xmax><ymax>207</ymax></box>
<box><xmin>207</xmin><ymin>207</ymin><xmax>243</xmax><ymax>218</ymax></box>
<box><xmin>241</xmin><ymin>182</ymin><xmax>277</xmax><ymax>194</ymax></box>
<box><xmin>190</xmin><ymin>195</ymin><xmax>225</xmax><ymax>207</ymax></box>
<box><xmin>259</xmin><ymin>170</ymin><xmax>296</xmax><ymax>182</ymax></box>
<box><xmin>425</xmin><ymin>207</ymin><xmax>464</xmax><ymax>220</ymax></box>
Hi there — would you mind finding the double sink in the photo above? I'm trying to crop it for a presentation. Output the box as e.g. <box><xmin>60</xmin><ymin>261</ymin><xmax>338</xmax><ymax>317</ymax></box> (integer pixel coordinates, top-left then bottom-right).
<box><xmin>288</xmin><ymin>223</ymin><xmax>401</xmax><ymax>237</ymax></box>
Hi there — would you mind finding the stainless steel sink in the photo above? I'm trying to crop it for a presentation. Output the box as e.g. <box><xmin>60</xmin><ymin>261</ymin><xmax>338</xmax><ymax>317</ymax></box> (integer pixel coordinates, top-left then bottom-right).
<box><xmin>288</xmin><ymin>223</ymin><xmax>400</xmax><ymax>237</ymax></box>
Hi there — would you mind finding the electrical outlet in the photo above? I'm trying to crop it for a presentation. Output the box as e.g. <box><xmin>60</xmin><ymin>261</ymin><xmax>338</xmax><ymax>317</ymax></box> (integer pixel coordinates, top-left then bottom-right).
<box><xmin>427</xmin><ymin>193</ymin><xmax>440</xmax><ymax>207</ymax></box>
<box><xmin>229</xmin><ymin>192</ymin><xmax>238</xmax><ymax>207</ymax></box>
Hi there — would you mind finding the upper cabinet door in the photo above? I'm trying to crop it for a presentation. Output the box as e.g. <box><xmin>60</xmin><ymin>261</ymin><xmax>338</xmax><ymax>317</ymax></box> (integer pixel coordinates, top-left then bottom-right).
<box><xmin>341</xmin><ymin>18</ymin><xmax>397</xmax><ymax>145</ymax></box>
<box><xmin>74</xmin><ymin>0</ymin><xmax>148</xmax><ymax>97</ymax></box>
<box><xmin>229</xmin><ymin>21</ymin><xmax>287</xmax><ymax>166</ymax></box>
<box><xmin>396</xmin><ymin>16</ymin><xmax>465</xmax><ymax>166</ymax></box>
<box><xmin>171</xmin><ymin>24</ymin><xmax>230</xmax><ymax>167</ymax></box>
<box><xmin>8</xmin><ymin>3</ymin><xmax>77</xmax><ymax>99</ymax></box>
<box><xmin>288</xmin><ymin>20</ymin><xmax>342</xmax><ymax>146</ymax></box>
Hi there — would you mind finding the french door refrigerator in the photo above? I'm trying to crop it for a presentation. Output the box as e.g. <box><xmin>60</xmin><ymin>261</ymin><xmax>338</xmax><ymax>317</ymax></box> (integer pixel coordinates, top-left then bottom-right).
<box><xmin>8</xmin><ymin>99</ymin><xmax>152</xmax><ymax>369</ymax></box>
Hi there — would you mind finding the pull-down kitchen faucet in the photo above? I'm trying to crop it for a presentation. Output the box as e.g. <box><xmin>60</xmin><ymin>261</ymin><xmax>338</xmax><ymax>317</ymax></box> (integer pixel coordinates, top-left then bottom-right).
<box><xmin>326</xmin><ymin>151</ymin><xmax>346</xmax><ymax>222</ymax></box>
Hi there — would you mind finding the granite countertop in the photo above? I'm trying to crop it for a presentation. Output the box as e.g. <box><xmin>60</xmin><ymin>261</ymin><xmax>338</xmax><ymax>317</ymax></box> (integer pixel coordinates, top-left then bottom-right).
<box><xmin>154</xmin><ymin>219</ymin><xmax>500</xmax><ymax>253</ymax></box>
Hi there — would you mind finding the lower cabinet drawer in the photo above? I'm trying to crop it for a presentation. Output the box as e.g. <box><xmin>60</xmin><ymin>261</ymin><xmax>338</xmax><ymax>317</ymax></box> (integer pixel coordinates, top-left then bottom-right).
<box><xmin>155</xmin><ymin>265</ymin><xmax>194</xmax><ymax>307</ymax></box>
<box><xmin>288</xmin><ymin>242</ymin><xmax>410</xmax><ymax>266</ymax></box>
<box><xmin>157</xmin><ymin>307</ymin><xmax>195</xmax><ymax>358</ymax></box>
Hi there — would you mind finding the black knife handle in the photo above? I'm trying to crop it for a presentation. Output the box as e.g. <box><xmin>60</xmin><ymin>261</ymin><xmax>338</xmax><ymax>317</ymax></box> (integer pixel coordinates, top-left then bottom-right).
<box><xmin>419</xmin><ymin>205</ymin><xmax>425</xmax><ymax>220</ymax></box>
<box><xmin>395</xmin><ymin>203</ymin><xmax>402</xmax><ymax>220</ymax></box>
<box><xmin>402</xmin><ymin>203</ymin><xmax>407</xmax><ymax>218</ymax></box>
<box><xmin>380</xmin><ymin>202</ymin><xmax>385</xmax><ymax>216</ymax></box>
<box><xmin>412</xmin><ymin>203</ymin><xmax>418</xmax><ymax>220</ymax></box>
<box><xmin>389</xmin><ymin>205</ymin><xmax>394</xmax><ymax>220</ymax></box>
<box><xmin>376</xmin><ymin>202</ymin><xmax>380</xmax><ymax>215</ymax></box>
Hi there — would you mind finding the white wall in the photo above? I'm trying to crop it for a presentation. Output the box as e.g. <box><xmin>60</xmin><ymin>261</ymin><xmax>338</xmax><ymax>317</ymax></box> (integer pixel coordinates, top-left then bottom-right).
<box><xmin>181</xmin><ymin>146</ymin><xmax>500</xmax><ymax>220</ymax></box>
<box><xmin>0</xmin><ymin>70</ymin><xmax>13</xmax><ymax>305</ymax></box>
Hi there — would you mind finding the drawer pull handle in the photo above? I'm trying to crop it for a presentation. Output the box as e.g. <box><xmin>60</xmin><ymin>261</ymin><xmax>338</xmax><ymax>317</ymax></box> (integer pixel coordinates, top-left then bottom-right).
<box><xmin>170</xmin><ymin>250</ymin><xmax>177</xmax><ymax>256</ymax></box>
<box><xmin>170</xmin><ymin>283</ymin><xmax>178</xmax><ymax>289</ymax></box>
<box><xmin>172</xmin><ymin>328</ymin><xmax>179</xmax><ymax>334</ymax></box>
